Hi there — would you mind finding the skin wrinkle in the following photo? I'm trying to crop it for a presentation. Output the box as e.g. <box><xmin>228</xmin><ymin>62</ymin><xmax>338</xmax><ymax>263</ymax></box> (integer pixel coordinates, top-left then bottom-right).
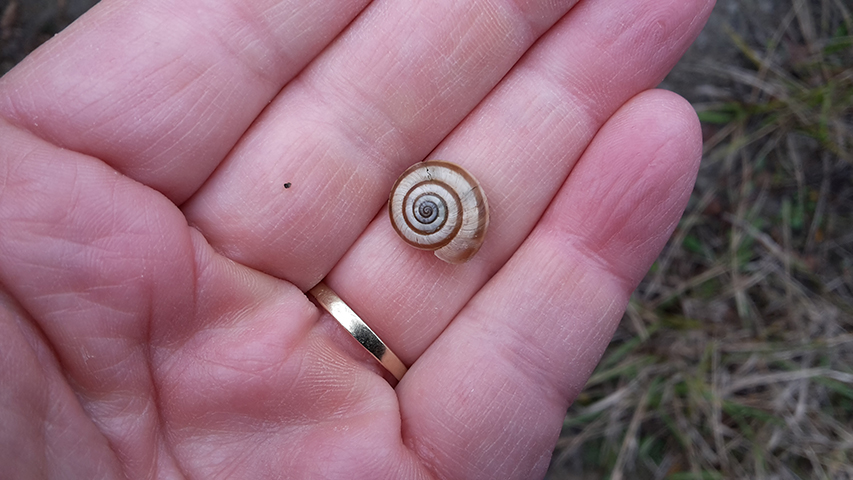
<box><xmin>562</xmin><ymin>206</ymin><xmax>655</xmax><ymax>291</ymax></box>
<box><xmin>0</xmin><ymin>72</ymin><xmax>58</xmax><ymax>141</ymax></box>
<box><xmin>223</xmin><ymin>119</ymin><xmax>359</xmax><ymax>252</ymax></box>
<box><xmin>27</xmin><ymin>313</ymin><xmax>122</xmax><ymax>479</ymax></box>
<box><xmin>75</xmin><ymin>387</ymin><xmax>156</xmax><ymax>477</ymax></box>
<box><xmin>161</xmin><ymin>306</ymin><xmax>328</xmax><ymax>431</ymax></box>
<box><xmin>539</xmin><ymin>4</ymin><xmax>700</xmax><ymax>128</ymax></box>
<box><xmin>43</xmin><ymin>391</ymin><xmax>76</xmax><ymax>478</ymax></box>
<box><xmin>0</xmin><ymin>324</ymin><xmax>47</xmax><ymax>479</ymax></box>
<box><xmin>0</xmin><ymin>159</ymin><xmax>58</xmax><ymax>225</ymax></box>
<box><xmin>506</xmin><ymin>0</ymin><xmax>572</xmax><ymax>42</ymax></box>
<box><xmin>143</xmin><ymin>239</ymin><xmax>176</xmax><ymax>480</ymax></box>
<box><xmin>475</xmin><ymin>385</ymin><xmax>526</xmax><ymax>460</ymax></box>
<box><xmin>38</xmin><ymin>285</ymin><xmax>139</xmax><ymax>321</ymax></box>
<box><xmin>535</xmin><ymin>46</ymin><xmax>613</xmax><ymax>129</ymax></box>
<box><xmin>475</xmin><ymin>79</ymin><xmax>577</xmax><ymax>172</ymax></box>
<box><xmin>44</xmin><ymin>398</ymin><xmax>74</xmax><ymax>474</ymax></box>
<box><xmin>602</xmin><ymin>174</ymin><xmax>695</xmax><ymax>279</ymax></box>
<box><xmin>491</xmin><ymin>91</ymin><xmax>578</xmax><ymax>204</ymax></box>
<box><xmin>70</xmin><ymin>340</ymin><xmax>146</xmax><ymax>390</ymax></box>
<box><xmin>63</xmin><ymin>51</ymin><xmax>198</xmax><ymax>146</ymax></box>
<box><xmin>194</xmin><ymin>2</ymin><xmax>296</xmax><ymax>86</ymax></box>
<box><xmin>311</xmin><ymin>82</ymin><xmax>408</xmax><ymax>182</ymax></box>
<box><xmin>316</xmin><ymin>55</ymin><xmax>412</xmax><ymax>150</ymax></box>
<box><xmin>19</xmin><ymin>211</ymin><xmax>167</xmax><ymax>318</ymax></box>
<box><xmin>617</xmin><ymin>166</ymin><xmax>693</xmax><ymax>260</ymax></box>
<box><xmin>415</xmin><ymin>356</ymin><xmax>557</xmax><ymax>479</ymax></box>
<box><xmin>339</xmin><ymin>0</ymin><xmax>537</xmax><ymax>164</ymax></box>
<box><xmin>197</xmin><ymin>352</ymin><xmax>280</xmax><ymax>384</ymax></box>
<box><xmin>131</xmin><ymin>77</ymin><xmax>224</xmax><ymax>175</ymax></box>
<box><xmin>153</xmin><ymin>0</ymin><xmax>287</xmax><ymax>89</ymax></box>
<box><xmin>313</xmin><ymin>46</ymin><xmax>446</xmax><ymax>183</ymax></box>
<box><xmin>122</xmin><ymin>61</ymin><xmax>230</xmax><ymax>162</ymax></box>
<box><xmin>72</xmin><ymin>51</ymin><xmax>166</xmax><ymax>130</ymax></box>
<box><xmin>484</xmin><ymin>255</ymin><xmax>622</xmax><ymax>402</ymax></box>
<box><xmin>524</xmin><ymin>74</ymin><xmax>596</xmax><ymax>150</ymax></box>
<box><xmin>308</xmin><ymin>160</ymin><xmax>374</xmax><ymax>227</ymax></box>
<box><xmin>446</xmin><ymin>308</ymin><xmax>592</xmax><ymax>476</ymax></box>
<box><xmin>168</xmin><ymin>317</ymin><xmax>270</xmax><ymax>381</ymax></box>
<box><xmin>449</xmin><ymin>0</ymin><xmax>528</xmax><ymax>73</ymax></box>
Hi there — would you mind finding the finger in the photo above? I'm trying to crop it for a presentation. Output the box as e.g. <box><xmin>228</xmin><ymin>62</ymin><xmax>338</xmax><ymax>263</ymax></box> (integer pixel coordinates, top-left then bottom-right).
<box><xmin>181</xmin><ymin>0</ymin><xmax>580</xmax><ymax>289</ymax></box>
<box><xmin>398</xmin><ymin>89</ymin><xmax>703</xmax><ymax>479</ymax></box>
<box><xmin>0</xmin><ymin>0</ymin><xmax>372</xmax><ymax>203</ymax></box>
<box><xmin>326</xmin><ymin>0</ymin><xmax>715</xmax><ymax>364</ymax></box>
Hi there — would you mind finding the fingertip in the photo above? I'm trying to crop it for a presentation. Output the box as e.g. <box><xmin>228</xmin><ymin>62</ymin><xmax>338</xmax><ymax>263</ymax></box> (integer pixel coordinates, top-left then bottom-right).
<box><xmin>607</xmin><ymin>88</ymin><xmax>703</xmax><ymax>166</ymax></box>
<box><xmin>544</xmin><ymin>88</ymin><xmax>703</xmax><ymax>288</ymax></box>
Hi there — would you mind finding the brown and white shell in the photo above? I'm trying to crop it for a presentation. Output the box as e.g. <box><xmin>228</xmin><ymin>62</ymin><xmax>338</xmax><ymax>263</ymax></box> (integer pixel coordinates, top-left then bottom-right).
<box><xmin>388</xmin><ymin>160</ymin><xmax>489</xmax><ymax>264</ymax></box>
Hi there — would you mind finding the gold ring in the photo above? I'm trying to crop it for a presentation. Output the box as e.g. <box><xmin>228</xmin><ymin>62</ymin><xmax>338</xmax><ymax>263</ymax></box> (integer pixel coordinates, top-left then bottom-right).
<box><xmin>309</xmin><ymin>282</ymin><xmax>407</xmax><ymax>381</ymax></box>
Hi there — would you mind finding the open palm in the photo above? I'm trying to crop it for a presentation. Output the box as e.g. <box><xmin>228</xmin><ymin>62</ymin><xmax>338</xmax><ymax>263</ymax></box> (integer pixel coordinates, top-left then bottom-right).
<box><xmin>0</xmin><ymin>0</ymin><xmax>714</xmax><ymax>478</ymax></box>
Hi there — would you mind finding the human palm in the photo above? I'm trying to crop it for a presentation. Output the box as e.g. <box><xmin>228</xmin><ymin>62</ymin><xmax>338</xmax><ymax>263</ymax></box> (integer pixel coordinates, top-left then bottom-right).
<box><xmin>0</xmin><ymin>0</ymin><xmax>714</xmax><ymax>478</ymax></box>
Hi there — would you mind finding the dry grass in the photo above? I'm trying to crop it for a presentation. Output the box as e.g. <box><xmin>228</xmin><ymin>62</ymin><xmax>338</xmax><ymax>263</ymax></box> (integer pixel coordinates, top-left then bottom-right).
<box><xmin>548</xmin><ymin>1</ymin><xmax>853</xmax><ymax>479</ymax></box>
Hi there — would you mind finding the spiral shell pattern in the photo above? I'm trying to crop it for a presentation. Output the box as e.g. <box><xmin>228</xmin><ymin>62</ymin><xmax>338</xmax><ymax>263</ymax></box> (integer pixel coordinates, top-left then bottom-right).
<box><xmin>389</xmin><ymin>161</ymin><xmax>489</xmax><ymax>264</ymax></box>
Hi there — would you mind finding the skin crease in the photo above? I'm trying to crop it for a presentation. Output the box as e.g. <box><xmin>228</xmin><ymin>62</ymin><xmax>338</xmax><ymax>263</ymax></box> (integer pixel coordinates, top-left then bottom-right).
<box><xmin>0</xmin><ymin>0</ymin><xmax>714</xmax><ymax>479</ymax></box>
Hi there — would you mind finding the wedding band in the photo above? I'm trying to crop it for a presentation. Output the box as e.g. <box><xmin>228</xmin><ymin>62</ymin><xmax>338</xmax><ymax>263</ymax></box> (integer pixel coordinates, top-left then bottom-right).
<box><xmin>309</xmin><ymin>282</ymin><xmax>408</xmax><ymax>381</ymax></box>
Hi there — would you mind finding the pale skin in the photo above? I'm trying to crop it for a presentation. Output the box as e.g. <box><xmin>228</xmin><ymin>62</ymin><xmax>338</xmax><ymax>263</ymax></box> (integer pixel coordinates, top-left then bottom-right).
<box><xmin>0</xmin><ymin>0</ymin><xmax>715</xmax><ymax>478</ymax></box>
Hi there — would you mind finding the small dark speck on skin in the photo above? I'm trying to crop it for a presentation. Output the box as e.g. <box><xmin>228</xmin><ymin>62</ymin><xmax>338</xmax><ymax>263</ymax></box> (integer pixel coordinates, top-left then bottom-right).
<box><xmin>284</xmin><ymin>182</ymin><xmax>292</xmax><ymax>189</ymax></box>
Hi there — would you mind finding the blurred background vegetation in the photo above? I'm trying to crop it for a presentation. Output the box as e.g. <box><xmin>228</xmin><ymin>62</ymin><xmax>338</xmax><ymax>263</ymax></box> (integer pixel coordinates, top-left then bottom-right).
<box><xmin>550</xmin><ymin>0</ymin><xmax>853</xmax><ymax>478</ymax></box>
<box><xmin>2</xmin><ymin>0</ymin><xmax>851</xmax><ymax>479</ymax></box>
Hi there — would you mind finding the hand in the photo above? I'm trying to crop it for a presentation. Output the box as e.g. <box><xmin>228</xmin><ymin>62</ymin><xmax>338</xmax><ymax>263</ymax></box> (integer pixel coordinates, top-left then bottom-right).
<box><xmin>0</xmin><ymin>0</ymin><xmax>713</xmax><ymax>478</ymax></box>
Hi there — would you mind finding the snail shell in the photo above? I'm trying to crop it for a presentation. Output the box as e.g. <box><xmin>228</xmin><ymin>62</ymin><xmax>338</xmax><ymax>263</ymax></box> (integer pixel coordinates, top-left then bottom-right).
<box><xmin>388</xmin><ymin>160</ymin><xmax>489</xmax><ymax>264</ymax></box>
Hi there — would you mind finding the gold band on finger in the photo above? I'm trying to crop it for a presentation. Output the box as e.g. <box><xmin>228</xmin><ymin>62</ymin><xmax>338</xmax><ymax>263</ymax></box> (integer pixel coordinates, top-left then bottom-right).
<box><xmin>309</xmin><ymin>282</ymin><xmax>408</xmax><ymax>381</ymax></box>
